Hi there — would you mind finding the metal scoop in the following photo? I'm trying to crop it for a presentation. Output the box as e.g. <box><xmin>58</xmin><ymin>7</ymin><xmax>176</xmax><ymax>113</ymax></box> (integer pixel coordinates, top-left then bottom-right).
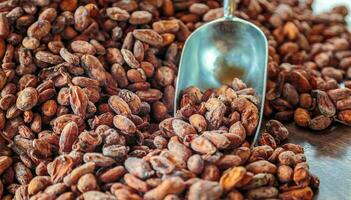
<box><xmin>174</xmin><ymin>0</ymin><xmax>268</xmax><ymax>144</ymax></box>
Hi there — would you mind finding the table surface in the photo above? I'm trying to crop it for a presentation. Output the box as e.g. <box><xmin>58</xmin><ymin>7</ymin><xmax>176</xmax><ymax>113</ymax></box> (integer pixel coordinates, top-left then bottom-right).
<box><xmin>282</xmin><ymin>2</ymin><xmax>351</xmax><ymax>200</ymax></box>
<box><xmin>286</xmin><ymin>123</ymin><xmax>351</xmax><ymax>200</ymax></box>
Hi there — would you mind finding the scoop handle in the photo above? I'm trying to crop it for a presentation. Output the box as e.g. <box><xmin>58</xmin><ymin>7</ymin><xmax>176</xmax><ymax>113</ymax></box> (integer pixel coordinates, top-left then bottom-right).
<box><xmin>224</xmin><ymin>0</ymin><xmax>236</xmax><ymax>19</ymax></box>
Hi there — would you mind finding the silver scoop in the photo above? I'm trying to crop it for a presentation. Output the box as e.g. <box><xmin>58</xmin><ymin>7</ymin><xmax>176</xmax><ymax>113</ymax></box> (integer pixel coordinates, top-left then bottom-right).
<box><xmin>174</xmin><ymin>0</ymin><xmax>268</xmax><ymax>144</ymax></box>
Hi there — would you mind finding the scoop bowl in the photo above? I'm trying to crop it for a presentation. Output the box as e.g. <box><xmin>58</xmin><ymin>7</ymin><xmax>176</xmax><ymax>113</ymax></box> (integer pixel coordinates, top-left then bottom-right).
<box><xmin>174</xmin><ymin>8</ymin><xmax>268</xmax><ymax>144</ymax></box>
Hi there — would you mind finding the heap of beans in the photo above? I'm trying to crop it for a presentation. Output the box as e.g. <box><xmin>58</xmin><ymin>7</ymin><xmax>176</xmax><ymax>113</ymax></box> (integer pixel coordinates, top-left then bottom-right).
<box><xmin>3</xmin><ymin>0</ymin><xmax>351</xmax><ymax>199</ymax></box>
<box><xmin>259</xmin><ymin>1</ymin><xmax>351</xmax><ymax>130</ymax></box>
<box><xmin>3</xmin><ymin>76</ymin><xmax>320</xmax><ymax>199</ymax></box>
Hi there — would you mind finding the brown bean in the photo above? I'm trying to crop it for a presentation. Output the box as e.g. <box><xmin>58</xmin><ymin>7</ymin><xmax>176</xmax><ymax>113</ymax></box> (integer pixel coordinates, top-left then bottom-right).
<box><xmin>144</xmin><ymin>177</ymin><xmax>185</xmax><ymax>200</ymax></box>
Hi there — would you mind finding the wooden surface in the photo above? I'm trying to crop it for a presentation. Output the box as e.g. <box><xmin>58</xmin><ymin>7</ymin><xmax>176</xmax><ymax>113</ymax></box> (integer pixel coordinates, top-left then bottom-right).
<box><xmin>285</xmin><ymin>123</ymin><xmax>351</xmax><ymax>199</ymax></box>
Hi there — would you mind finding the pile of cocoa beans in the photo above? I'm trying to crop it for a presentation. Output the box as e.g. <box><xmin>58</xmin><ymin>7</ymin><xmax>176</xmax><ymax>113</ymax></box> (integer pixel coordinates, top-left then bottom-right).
<box><xmin>4</xmin><ymin>0</ymin><xmax>351</xmax><ymax>199</ymax></box>
<box><xmin>261</xmin><ymin>1</ymin><xmax>351</xmax><ymax>130</ymax></box>
<box><xmin>5</xmin><ymin>78</ymin><xmax>320</xmax><ymax>200</ymax></box>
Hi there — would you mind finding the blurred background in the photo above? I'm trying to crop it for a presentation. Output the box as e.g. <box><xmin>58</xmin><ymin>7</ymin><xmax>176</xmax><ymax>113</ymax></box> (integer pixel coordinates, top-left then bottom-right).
<box><xmin>314</xmin><ymin>0</ymin><xmax>351</xmax><ymax>24</ymax></box>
